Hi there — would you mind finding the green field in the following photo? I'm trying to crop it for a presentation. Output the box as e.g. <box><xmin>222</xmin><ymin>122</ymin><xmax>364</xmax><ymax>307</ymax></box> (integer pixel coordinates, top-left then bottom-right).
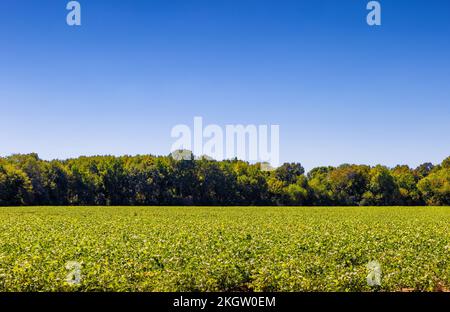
<box><xmin>0</xmin><ymin>206</ymin><xmax>449</xmax><ymax>292</ymax></box>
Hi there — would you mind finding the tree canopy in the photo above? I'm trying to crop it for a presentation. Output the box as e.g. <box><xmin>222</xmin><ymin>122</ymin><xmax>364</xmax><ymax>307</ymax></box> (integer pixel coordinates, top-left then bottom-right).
<box><xmin>0</xmin><ymin>153</ymin><xmax>448</xmax><ymax>206</ymax></box>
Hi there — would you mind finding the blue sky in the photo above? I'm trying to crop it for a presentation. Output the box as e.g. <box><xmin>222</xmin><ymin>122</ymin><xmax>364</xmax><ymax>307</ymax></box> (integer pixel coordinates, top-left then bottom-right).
<box><xmin>0</xmin><ymin>0</ymin><xmax>449</xmax><ymax>170</ymax></box>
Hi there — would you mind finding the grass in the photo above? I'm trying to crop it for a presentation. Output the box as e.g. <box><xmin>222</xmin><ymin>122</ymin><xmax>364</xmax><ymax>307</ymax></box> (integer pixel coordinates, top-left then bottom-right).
<box><xmin>0</xmin><ymin>206</ymin><xmax>449</xmax><ymax>292</ymax></box>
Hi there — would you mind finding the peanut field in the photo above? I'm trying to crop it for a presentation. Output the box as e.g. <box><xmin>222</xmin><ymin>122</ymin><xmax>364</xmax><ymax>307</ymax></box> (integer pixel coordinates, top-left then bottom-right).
<box><xmin>0</xmin><ymin>206</ymin><xmax>449</xmax><ymax>292</ymax></box>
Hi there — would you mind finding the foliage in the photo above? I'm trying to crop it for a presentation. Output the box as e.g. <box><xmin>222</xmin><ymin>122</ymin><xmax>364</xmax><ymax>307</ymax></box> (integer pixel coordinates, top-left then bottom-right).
<box><xmin>0</xmin><ymin>154</ymin><xmax>449</xmax><ymax>206</ymax></box>
<box><xmin>0</xmin><ymin>206</ymin><xmax>448</xmax><ymax>291</ymax></box>
<box><xmin>417</xmin><ymin>168</ymin><xmax>450</xmax><ymax>206</ymax></box>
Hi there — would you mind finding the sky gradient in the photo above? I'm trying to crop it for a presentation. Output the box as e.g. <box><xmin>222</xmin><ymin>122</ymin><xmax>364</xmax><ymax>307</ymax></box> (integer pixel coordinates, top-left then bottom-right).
<box><xmin>1</xmin><ymin>0</ymin><xmax>449</xmax><ymax>170</ymax></box>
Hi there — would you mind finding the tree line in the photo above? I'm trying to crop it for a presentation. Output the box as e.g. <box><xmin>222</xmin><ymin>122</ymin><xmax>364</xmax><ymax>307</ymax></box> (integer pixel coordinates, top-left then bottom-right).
<box><xmin>0</xmin><ymin>153</ymin><xmax>449</xmax><ymax>206</ymax></box>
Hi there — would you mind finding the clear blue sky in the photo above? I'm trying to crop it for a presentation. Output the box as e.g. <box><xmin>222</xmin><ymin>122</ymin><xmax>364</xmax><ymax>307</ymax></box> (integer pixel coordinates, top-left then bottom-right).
<box><xmin>0</xmin><ymin>0</ymin><xmax>449</xmax><ymax>170</ymax></box>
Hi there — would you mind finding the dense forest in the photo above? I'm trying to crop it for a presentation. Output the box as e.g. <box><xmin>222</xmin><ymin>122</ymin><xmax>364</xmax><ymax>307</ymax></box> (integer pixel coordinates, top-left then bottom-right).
<box><xmin>0</xmin><ymin>153</ymin><xmax>449</xmax><ymax>206</ymax></box>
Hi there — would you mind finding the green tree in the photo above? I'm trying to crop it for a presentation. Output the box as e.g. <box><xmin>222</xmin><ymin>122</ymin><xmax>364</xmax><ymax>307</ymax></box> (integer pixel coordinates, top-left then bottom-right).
<box><xmin>6</xmin><ymin>153</ymin><xmax>49</xmax><ymax>204</ymax></box>
<box><xmin>0</xmin><ymin>162</ymin><xmax>32</xmax><ymax>205</ymax></box>
<box><xmin>414</xmin><ymin>162</ymin><xmax>435</xmax><ymax>179</ymax></box>
<box><xmin>307</xmin><ymin>166</ymin><xmax>335</xmax><ymax>205</ymax></box>
<box><xmin>391</xmin><ymin>165</ymin><xmax>422</xmax><ymax>205</ymax></box>
<box><xmin>284</xmin><ymin>175</ymin><xmax>310</xmax><ymax>205</ymax></box>
<box><xmin>327</xmin><ymin>164</ymin><xmax>370</xmax><ymax>205</ymax></box>
<box><xmin>417</xmin><ymin>157</ymin><xmax>450</xmax><ymax>205</ymax></box>
<box><xmin>274</xmin><ymin>163</ymin><xmax>305</xmax><ymax>185</ymax></box>
<box><xmin>362</xmin><ymin>166</ymin><xmax>399</xmax><ymax>206</ymax></box>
